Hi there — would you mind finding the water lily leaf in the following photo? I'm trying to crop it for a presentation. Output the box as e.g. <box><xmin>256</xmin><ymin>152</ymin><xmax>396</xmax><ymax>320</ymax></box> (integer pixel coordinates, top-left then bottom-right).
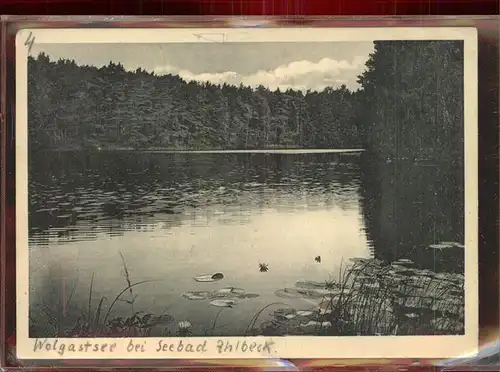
<box><xmin>429</xmin><ymin>243</ymin><xmax>456</xmax><ymax>250</ymax></box>
<box><xmin>300</xmin><ymin>320</ymin><xmax>332</xmax><ymax>328</ymax></box>
<box><xmin>296</xmin><ymin>310</ymin><xmax>314</xmax><ymax>317</ymax></box>
<box><xmin>213</xmin><ymin>287</ymin><xmax>245</xmax><ymax>297</ymax></box>
<box><xmin>209</xmin><ymin>299</ymin><xmax>237</xmax><ymax>308</ymax></box>
<box><xmin>391</xmin><ymin>267</ymin><xmax>414</xmax><ymax>276</ymax></box>
<box><xmin>391</xmin><ymin>264</ymin><xmax>410</xmax><ymax>271</ymax></box>
<box><xmin>194</xmin><ymin>273</ymin><xmax>224</xmax><ymax>282</ymax></box>
<box><xmin>415</xmin><ymin>269</ymin><xmax>435</xmax><ymax>278</ymax></box>
<box><xmin>182</xmin><ymin>291</ymin><xmax>212</xmax><ymax>300</ymax></box>
<box><xmin>295</xmin><ymin>280</ymin><xmax>327</xmax><ymax>289</ymax></box>
<box><xmin>318</xmin><ymin>308</ymin><xmax>333</xmax><ymax>315</ymax></box>
<box><xmin>404</xmin><ymin>313</ymin><xmax>419</xmax><ymax>319</ymax></box>
<box><xmin>274</xmin><ymin>288</ymin><xmax>325</xmax><ymax>300</ymax></box>
<box><xmin>274</xmin><ymin>289</ymin><xmax>303</xmax><ymax>299</ymax></box>
<box><xmin>440</xmin><ymin>241</ymin><xmax>465</xmax><ymax>249</ymax></box>
<box><xmin>393</xmin><ymin>259</ymin><xmax>415</xmax><ymax>266</ymax></box>
<box><xmin>434</xmin><ymin>272</ymin><xmax>454</xmax><ymax>281</ymax></box>
<box><xmin>235</xmin><ymin>293</ymin><xmax>259</xmax><ymax>299</ymax></box>
<box><xmin>310</xmin><ymin>288</ymin><xmax>343</xmax><ymax>296</ymax></box>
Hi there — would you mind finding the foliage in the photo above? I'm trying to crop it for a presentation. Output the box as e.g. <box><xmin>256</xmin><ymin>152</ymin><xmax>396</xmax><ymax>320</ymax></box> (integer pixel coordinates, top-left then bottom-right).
<box><xmin>28</xmin><ymin>54</ymin><xmax>360</xmax><ymax>151</ymax></box>
<box><xmin>356</xmin><ymin>40</ymin><xmax>464</xmax><ymax>162</ymax></box>
<box><xmin>257</xmin><ymin>257</ymin><xmax>464</xmax><ymax>336</ymax></box>
<box><xmin>28</xmin><ymin>40</ymin><xmax>464</xmax><ymax>161</ymax></box>
<box><xmin>29</xmin><ymin>254</ymin><xmax>174</xmax><ymax>338</ymax></box>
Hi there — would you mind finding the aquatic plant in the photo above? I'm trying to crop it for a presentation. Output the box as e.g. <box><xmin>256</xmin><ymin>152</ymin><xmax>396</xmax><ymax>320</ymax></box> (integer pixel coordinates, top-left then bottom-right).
<box><xmin>262</xmin><ymin>257</ymin><xmax>465</xmax><ymax>336</ymax></box>
<box><xmin>30</xmin><ymin>252</ymin><xmax>464</xmax><ymax>338</ymax></box>
<box><xmin>181</xmin><ymin>287</ymin><xmax>259</xmax><ymax>302</ymax></box>
<box><xmin>30</xmin><ymin>253</ymin><xmax>174</xmax><ymax>338</ymax></box>
<box><xmin>176</xmin><ymin>321</ymin><xmax>193</xmax><ymax>336</ymax></box>
<box><xmin>194</xmin><ymin>272</ymin><xmax>224</xmax><ymax>282</ymax></box>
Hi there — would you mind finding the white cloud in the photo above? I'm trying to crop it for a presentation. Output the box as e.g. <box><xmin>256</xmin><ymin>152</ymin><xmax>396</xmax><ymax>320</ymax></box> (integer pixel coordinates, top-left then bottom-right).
<box><xmin>153</xmin><ymin>56</ymin><xmax>368</xmax><ymax>92</ymax></box>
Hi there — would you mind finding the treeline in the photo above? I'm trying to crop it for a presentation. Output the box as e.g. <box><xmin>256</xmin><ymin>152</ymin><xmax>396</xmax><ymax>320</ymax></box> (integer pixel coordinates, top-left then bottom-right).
<box><xmin>28</xmin><ymin>54</ymin><xmax>361</xmax><ymax>150</ymax></box>
<box><xmin>357</xmin><ymin>40</ymin><xmax>464</xmax><ymax>162</ymax></box>
<box><xmin>28</xmin><ymin>40</ymin><xmax>464</xmax><ymax>161</ymax></box>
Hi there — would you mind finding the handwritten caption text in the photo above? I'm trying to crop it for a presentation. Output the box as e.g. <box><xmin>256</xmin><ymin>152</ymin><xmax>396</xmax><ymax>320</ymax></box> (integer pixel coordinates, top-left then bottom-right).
<box><xmin>33</xmin><ymin>338</ymin><xmax>276</xmax><ymax>357</ymax></box>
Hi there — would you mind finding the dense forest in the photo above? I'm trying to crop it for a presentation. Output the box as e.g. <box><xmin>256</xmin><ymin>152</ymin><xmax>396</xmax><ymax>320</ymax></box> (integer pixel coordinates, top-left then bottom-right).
<box><xmin>28</xmin><ymin>55</ymin><xmax>361</xmax><ymax>150</ymax></box>
<box><xmin>28</xmin><ymin>40</ymin><xmax>464</xmax><ymax>161</ymax></box>
<box><xmin>357</xmin><ymin>40</ymin><xmax>464</xmax><ymax>162</ymax></box>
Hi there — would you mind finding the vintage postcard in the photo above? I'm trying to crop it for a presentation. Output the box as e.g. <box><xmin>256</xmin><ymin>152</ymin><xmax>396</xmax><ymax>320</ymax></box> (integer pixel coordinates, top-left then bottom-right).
<box><xmin>16</xmin><ymin>27</ymin><xmax>478</xmax><ymax>360</ymax></box>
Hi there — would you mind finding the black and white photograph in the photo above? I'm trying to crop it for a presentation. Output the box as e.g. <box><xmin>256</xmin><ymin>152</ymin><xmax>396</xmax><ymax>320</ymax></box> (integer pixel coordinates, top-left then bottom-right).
<box><xmin>16</xmin><ymin>27</ymin><xmax>478</xmax><ymax>359</ymax></box>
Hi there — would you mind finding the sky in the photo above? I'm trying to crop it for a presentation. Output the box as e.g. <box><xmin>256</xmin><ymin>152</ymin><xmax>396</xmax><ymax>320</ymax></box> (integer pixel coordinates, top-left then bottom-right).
<box><xmin>31</xmin><ymin>42</ymin><xmax>375</xmax><ymax>92</ymax></box>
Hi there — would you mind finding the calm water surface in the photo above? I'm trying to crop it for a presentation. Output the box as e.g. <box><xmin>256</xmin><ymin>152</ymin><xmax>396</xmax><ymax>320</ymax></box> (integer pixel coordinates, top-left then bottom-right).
<box><xmin>28</xmin><ymin>150</ymin><xmax>463</xmax><ymax>336</ymax></box>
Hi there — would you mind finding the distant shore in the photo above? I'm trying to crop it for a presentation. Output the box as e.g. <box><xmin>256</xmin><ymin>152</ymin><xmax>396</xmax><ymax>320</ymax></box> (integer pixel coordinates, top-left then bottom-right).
<box><xmin>34</xmin><ymin>146</ymin><xmax>366</xmax><ymax>154</ymax></box>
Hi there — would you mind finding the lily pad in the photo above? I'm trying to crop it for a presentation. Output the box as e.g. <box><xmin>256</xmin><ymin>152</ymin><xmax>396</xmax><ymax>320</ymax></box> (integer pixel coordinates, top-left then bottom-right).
<box><xmin>404</xmin><ymin>313</ymin><xmax>419</xmax><ymax>319</ymax></box>
<box><xmin>309</xmin><ymin>288</ymin><xmax>343</xmax><ymax>297</ymax></box>
<box><xmin>428</xmin><ymin>243</ymin><xmax>455</xmax><ymax>250</ymax></box>
<box><xmin>440</xmin><ymin>241</ymin><xmax>465</xmax><ymax>249</ymax></box>
<box><xmin>182</xmin><ymin>291</ymin><xmax>212</xmax><ymax>300</ymax></box>
<box><xmin>318</xmin><ymin>308</ymin><xmax>333</xmax><ymax>315</ymax></box>
<box><xmin>209</xmin><ymin>299</ymin><xmax>237</xmax><ymax>308</ymax></box>
<box><xmin>415</xmin><ymin>269</ymin><xmax>435</xmax><ymax>278</ymax></box>
<box><xmin>296</xmin><ymin>310</ymin><xmax>315</xmax><ymax>317</ymax></box>
<box><xmin>393</xmin><ymin>259</ymin><xmax>415</xmax><ymax>266</ymax></box>
<box><xmin>391</xmin><ymin>264</ymin><xmax>410</xmax><ymax>271</ymax></box>
<box><xmin>274</xmin><ymin>288</ymin><xmax>325</xmax><ymax>300</ymax></box>
<box><xmin>235</xmin><ymin>293</ymin><xmax>259</xmax><ymax>299</ymax></box>
<box><xmin>300</xmin><ymin>320</ymin><xmax>332</xmax><ymax>328</ymax></box>
<box><xmin>273</xmin><ymin>308</ymin><xmax>296</xmax><ymax>322</ymax></box>
<box><xmin>194</xmin><ymin>273</ymin><xmax>224</xmax><ymax>282</ymax></box>
<box><xmin>295</xmin><ymin>280</ymin><xmax>327</xmax><ymax>289</ymax></box>
<box><xmin>213</xmin><ymin>287</ymin><xmax>245</xmax><ymax>297</ymax></box>
<box><xmin>451</xmin><ymin>273</ymin><xmax>465</xmax><ymax>281</ymax></box>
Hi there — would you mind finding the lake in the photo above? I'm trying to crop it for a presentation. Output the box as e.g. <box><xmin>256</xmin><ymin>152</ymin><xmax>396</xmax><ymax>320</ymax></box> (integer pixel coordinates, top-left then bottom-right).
<box><xmin>28</xmin><ymin>150</ymin><xmax>464</xmax><ymax>337</ymax></box>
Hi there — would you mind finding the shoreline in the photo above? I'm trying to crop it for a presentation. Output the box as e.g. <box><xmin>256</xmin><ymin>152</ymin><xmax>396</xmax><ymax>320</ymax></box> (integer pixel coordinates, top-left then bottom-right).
<box><xmin>32</xmin><ymin>147</ymin><xmax>366</xmax><ymax>154</ymax></box>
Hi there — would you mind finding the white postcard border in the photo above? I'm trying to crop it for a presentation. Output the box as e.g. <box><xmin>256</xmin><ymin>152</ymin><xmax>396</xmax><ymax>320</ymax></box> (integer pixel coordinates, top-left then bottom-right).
<box><xmin>15</xmin><ymin>27</ymin><xmax>479</xmax><ymax>360</ymax></box>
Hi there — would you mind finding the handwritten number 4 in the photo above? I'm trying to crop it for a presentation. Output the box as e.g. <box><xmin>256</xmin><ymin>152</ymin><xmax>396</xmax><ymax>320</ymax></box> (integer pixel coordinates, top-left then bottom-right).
<box><xmin>24</xmin><ymin>32</ymin><xmax>35</xmax><ymax>54</ymax></box>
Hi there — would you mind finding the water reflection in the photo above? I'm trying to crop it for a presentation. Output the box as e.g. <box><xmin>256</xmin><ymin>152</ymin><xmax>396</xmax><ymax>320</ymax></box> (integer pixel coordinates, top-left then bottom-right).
<box><xmin>29</xmin><ymin>152</ymin><xmax>363</xmax><ymax>246</ymax></box>
<box><xmin>29</xmin><ymin>151</ymin><xmax>374</xmax><ymax>337</ymax></box>
<box><xmin>28</xmin><ymin>150</ymin><xmax>466</xmax><ymax>338</ymax></box>
<box><xmin>29</xmin><ymin>151</ymin><xmax>464</xmax><ymax>275</ymax></box>
<box><xmin>359</xmin><ymin>155</ymin><xmax>464</xmax><ymax>273</ymax></box>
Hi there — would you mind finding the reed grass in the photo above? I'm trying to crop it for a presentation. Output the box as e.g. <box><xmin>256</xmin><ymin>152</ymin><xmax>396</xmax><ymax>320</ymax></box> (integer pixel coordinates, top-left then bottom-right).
<box><xmin>30</xmin><ymin>253</ymin><xmax>172</xmax><ymax>338</ymax></box>
<box><xmin>30</xmin><ymin>255</ymin><xmax>464</xmax><ymax>338</ymax></box>
<box><xmin>258</xmin><ymin>258</ymin><xmax>464</xmax><ymax>336</ymax></box>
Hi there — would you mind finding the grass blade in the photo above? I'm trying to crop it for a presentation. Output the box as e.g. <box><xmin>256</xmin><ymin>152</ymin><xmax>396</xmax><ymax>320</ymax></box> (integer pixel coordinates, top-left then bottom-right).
<box><xmin>88</xmin><ymin>272</ymin><xmax>94</xmax><ymax>324</ymax></box>
<box><xmin>102</xmin><ymin>280</ymin><xmax>160</xmax><ymax>326</ymax></box>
